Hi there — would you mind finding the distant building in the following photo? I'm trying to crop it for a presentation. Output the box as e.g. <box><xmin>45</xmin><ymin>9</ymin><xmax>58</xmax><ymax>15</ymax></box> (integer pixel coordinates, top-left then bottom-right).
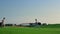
<box><xmin>20</xmin><ymin>19</ymin><xmax>41</xmax><ymax>27</ymax></box>
<box><xmin>20</xmin><ymin>23</ymin><xmax>30</xmax><ymax>27</ymax></box>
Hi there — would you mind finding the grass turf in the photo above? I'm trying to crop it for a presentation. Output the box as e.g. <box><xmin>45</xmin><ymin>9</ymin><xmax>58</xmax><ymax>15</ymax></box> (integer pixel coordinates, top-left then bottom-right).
<box><xmin>0</xmin><ymin>26</ymin><xmax>60</xmax><ymax>34</ymax></box>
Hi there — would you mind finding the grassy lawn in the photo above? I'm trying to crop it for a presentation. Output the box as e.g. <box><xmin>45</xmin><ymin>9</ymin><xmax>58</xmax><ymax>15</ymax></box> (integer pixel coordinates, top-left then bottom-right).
<box><xmin>0</xmin><ymin>26</ymin><xmax>60</xmax><ymax>34</ymax></box>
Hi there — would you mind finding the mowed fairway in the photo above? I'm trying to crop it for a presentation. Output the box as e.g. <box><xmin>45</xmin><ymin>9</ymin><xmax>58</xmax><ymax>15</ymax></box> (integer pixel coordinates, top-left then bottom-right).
<box><xmin>0</xmin><ymin>27</ymin><xmax>60</xmax><ymax>34</ymax></box>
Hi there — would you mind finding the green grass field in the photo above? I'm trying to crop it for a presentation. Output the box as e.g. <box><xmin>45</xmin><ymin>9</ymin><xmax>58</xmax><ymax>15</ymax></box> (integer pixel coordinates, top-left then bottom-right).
<box><xmin>0</xmin><ymin>25</ymin><xmax>60</xmax><ymax>34</ymax></box>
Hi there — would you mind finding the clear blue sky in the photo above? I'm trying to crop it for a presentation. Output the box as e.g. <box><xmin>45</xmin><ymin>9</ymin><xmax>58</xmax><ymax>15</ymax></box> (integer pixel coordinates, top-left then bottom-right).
<box><xmin>0</xmin><ymin>0</ymin><xmax>60</xmax><ymax>24</ymax></box>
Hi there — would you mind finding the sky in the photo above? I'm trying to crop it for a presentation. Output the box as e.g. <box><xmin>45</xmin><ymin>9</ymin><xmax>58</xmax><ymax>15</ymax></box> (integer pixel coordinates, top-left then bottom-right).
<box><xmin>0</xmin><ymin>0</ymin><xmax>60</xmax><ymax>24</ymax></box>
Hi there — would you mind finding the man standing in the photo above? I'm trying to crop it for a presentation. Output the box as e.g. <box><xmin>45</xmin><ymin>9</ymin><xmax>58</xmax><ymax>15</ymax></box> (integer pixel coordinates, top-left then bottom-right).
<box><xmin>0</xmin><ymin>17</ymin><xmax>5</xmax><ymax>27</ymax></box>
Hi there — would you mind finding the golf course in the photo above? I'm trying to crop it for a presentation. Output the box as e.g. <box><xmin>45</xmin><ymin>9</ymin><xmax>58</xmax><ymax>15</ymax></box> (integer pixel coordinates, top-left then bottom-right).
<box><xmin>0</xmin><ymin>25</ymin><xmax>60</xmax><ymax>34</ymax></box>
